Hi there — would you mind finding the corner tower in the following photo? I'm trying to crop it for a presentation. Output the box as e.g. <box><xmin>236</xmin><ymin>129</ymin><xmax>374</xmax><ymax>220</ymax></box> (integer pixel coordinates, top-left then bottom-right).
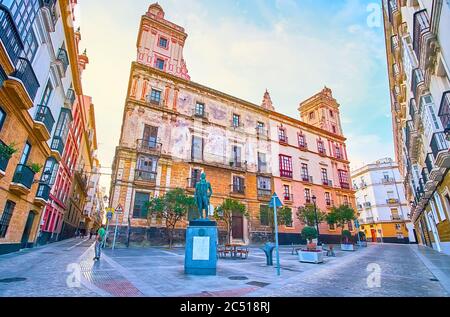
<box><xmin>136</xmin><ymin>3</ymin><xmax>190</xmax><ymax>80</ymax></box>
<box><xmin>298</xmin><ymin>87</ymin><xmax>343</xmax><ymax>136</ymax></box>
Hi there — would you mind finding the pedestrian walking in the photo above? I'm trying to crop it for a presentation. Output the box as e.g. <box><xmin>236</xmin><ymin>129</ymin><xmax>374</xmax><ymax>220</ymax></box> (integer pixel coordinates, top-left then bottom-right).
<box><xmin>94</xmin><ymin>225</ymin><xmax>106</xmax><ymax>261</ymax></box>
<box><xmin>89</xmin><ymin>228</ymin><xmax>95</xmax><ymax>240</ymax></box>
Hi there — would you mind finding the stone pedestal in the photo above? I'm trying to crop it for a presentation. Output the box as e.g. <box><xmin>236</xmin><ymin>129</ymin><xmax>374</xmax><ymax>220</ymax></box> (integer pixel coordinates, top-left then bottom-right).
<box><xmin>184</xmin><ymin>220</ymin><xmax>218</xmax><ymax>275</ymax></box>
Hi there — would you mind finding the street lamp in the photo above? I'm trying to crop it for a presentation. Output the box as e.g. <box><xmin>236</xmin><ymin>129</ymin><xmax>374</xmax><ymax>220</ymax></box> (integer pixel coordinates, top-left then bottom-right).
<box><xmin>312</xmin><ymin>195</ymin><xmax>320</xmax><ymax>246</ymax></box>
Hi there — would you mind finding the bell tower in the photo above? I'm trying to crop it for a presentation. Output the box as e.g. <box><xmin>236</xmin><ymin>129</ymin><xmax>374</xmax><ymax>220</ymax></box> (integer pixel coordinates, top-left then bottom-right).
<box><xmin>136</xmin><ymin>3</ymin><xmax>190</xmax><ymax>80</ymax></box>
<box><xmin>298</xmin><ymin>87</ymin><xmax>343</xmax><ymax>136</ymax></box>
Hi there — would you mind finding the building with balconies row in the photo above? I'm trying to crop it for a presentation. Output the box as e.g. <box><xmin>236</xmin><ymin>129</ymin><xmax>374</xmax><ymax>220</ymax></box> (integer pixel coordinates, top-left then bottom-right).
<box><xmin>0</xmin><ymin>0</ymin><xmax>79</xmax><ymax>254</ymax></box>
<box><xmin>352</xmin><ymin>158</ymin><xmax>415</xmax><ymax>244</ymax></box>
<box><xmin>109</xmin><ymin>3</ymin><xmax>357</xmax><ymax>246</ymax></box>
<box><xmin>383</xmin><ymin>0</ymin><xmax>450</xmax><ymax>254</ymax></box>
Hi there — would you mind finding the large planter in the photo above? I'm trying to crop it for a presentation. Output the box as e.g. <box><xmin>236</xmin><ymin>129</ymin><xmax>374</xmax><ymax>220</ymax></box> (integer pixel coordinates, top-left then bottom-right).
<box><xmin>341</xmin><ymin>244</ymin><xmax>355</xmax><ymax>251</ymax></box>
<box><xmin>298</xmin><ymin>250</ymin><xmax>324</xmax><ymax>264</ymax></box>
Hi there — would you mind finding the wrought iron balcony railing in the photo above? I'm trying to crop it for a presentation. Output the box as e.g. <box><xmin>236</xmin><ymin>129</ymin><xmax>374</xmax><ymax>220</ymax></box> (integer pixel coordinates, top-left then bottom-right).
<box><xmin>257</xmin><ymin>188</ymin><xmax>272</xmax><ymax>197</ymax></box>
<box><xmin>36</xmin><ymin>183</ymin><xmax>51</xmax><ymax>201</ymax></box>
<box><xmin>302</xmin><ymin>175</ymin><xmax>313</xmax><ymax>183</ymax></box>
<box><xmin>322</xmin><ymin>179</ymin><xmax>333</xmax><ymax>187</ymax></box>
<box><xmin>280</xmin><ymin>170</ymin><xmax>293</xmax><ymax>179</ymax></box>
<box><xmin>340</xmin><ymin>182</ymin><xmax>350</xmax><ymax>190</ymax></box>
<box><xmin>387</xmin><ymin>0</ymin><xmax>398</xmax><ymax>24</ymax></box>
<box><xmin>438</xmin><ymin>91</ymin><xmax>450</xmax><ymax>135</ymax></box>
<box><xmin>192</xmin><ymin>108</ymin><xmax>208</xmax><ymax>119</ymax></box>
<box><xmin>0</xmin><ymin>5</ymin><xmax>23</xmax><ymax>67</ymax></box>
<box><xmin>386</xmin><ymin>198</ymin><xmax>400</xmax><ymax>204</ymax></box>
<box><xmin>363</xmin><ymin>202</ymin><xmax>372</xmax><ymax>208</ymax></box>
<box><xmin>430</xmin><ymin>132</ymin><xmax>448</xmax><ymax>162</ymax></box>
<box><xmin>413</xmin><ymin>9</ymin><xmax>430</xmax><ymax>65</ymax></box>
<box><xmin>35</xmin><ymin>105</ymin><xmax>55</xmax><ymax>134</ymax></box>
<box><xmin>283</xmin><ymin>194</ymin><xmax>294</xmax><ymax>202</ymax></box>
<box><xmin>12</xmin><ymin>164</ymin><xmax>35</xmax><ymax>189</ymax></box>
<box><xmin>135</xmin><ymin>170</ymin><xmax>157</xmax><ymax>182</ymax></box>
<box><xmin>13</xmin><ymin>58</ymin><xmax>40</xmax><ymax>100</ymax></box>
<box><xmin>230</xmin><ymin>184</ymin><xmax>245</xmax><ymax>194</ymax></box>
<box><xmin>421</xmin><ymin>167</ymin><xmax>429</xmax><ymax>184</ymax></box>
<box><xmin>256</xmin><ymin>127</ymin><xmax>269</xmax><ymax>138</ymax></box>
<box><xmin>279</xmin><ymin>135</ymin><xmax>288</xmax><ymax>144</ymax></box>
<box><xmin>391</xmin><ymin>215</ymin><xmax>403</xmax><ymax>221</ymax></box>
<box><xmin>136</xmin><ymin>139</ymin><xmax>162</xmax><ymax>155</ymax></box>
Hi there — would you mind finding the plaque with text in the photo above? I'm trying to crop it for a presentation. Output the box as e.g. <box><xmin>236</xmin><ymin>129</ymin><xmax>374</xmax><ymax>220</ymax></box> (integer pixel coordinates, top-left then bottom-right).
<box><xmin>192</xmin><ymin>236</ymin><xmax>210</xmax><ymax>261</ymax></box>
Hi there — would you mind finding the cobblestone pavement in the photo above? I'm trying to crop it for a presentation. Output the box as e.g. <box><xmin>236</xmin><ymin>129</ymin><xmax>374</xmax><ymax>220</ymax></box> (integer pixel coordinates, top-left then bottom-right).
<box><xmin>0</xmin><ymin>241</ymin><xmax>448</xmax><ymax>297</ymax></box>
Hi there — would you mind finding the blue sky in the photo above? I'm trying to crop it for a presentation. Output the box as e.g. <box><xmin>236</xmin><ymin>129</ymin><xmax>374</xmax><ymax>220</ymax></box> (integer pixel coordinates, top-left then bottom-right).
<box><xmin>77</xmin><ymin>0</ymin><xmax>394</xmax><ymax>189</ymax></box>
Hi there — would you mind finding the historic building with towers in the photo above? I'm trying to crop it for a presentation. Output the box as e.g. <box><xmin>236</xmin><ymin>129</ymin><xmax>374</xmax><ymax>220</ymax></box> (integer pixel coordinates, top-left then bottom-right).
<box><xmin>109</xmin><ymin>3</ymin><xmax>357</xmax><ymax>245</ymax></box>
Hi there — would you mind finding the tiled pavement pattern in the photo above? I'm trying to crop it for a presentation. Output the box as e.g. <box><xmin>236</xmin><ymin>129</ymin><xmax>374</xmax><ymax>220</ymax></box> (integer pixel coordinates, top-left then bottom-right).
<box><xmin>0</xmin><ymin>239</ymin><xmax>449</xmax><ymax>297</ymax></box>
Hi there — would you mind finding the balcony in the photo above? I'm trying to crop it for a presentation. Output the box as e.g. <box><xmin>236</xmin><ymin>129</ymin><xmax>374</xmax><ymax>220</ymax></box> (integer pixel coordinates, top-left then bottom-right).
<box><xmin>421</xmin><ymin>167</ymin><xmax>429</xmax><ymax>185</ymax></box>
<box><xmin>431</xmin><ymin>132</ymin><xmax>450</xmax><ymax>169</ymax></box>
<box><xmin>413</xmin><ymin>9</ymin><xmax>438</xmax><ymax>71</ymax></box>
<box><xmin>256</xmin><ymin>127</ymin><xmax>269</xmax><ymax>139</ymax></box>
<box><xmin>438</xmin><ymin>91</ymin><xmax>450</xmax><ymax>137</ymax></box>
<box><xmin>230</xmin><ymin>184</ymin><xmax>245</xmax><ymax>195</ymax></box>
<box><xmin>10</xmin><ymin>164</ymin><xmax>36</xmax><ymax>196</ymax></box>
<box><xmin>74</xmin><ymin>171</ymin><xmax>88</xmax><ymax>193</ymax></box>
<box><xmin>357</xmin><ymin>204</ymin><xmax>363</xmax><ymax>210</ymax></box>
<box><xmin>257</xmin><ymin>188</ymin><xmax>272</xmax><ymax>200</ymax></box>
<box><xmin>0</xmin><ymin>5</ymin><xmax>23</xmax><ymax>69</ymax></box>
<box><xmin>50</xmin><ymin>136</ymin><xmax>65</xmax><ymax>161</ymax></box>
<box><xmin>391</xmin><ymin>215</ymin><xmax>403</xmax><ymax>221</ymax></box>
<box><xmin>326</xmin><ymin>200</ymin><xmax>334</xmax><ymax>209</ymax></box>
<box><xmin>230</xmin><ymin>120</ymin><xmax>244</xmax><ymax>130</ymax></box>
<box><xmin>56</xmin><ymin>48</ymin><xmax>69</xmax><ymax>76</ymax></box>
<box><xmin>409</xmin><ymin>98</ymin><xmax>417</xmax><ymax>122</ymax></box>
<box><xmin>39</xmin><ymin>0</ymin><xmax>57</xmax><ymax>32</ymax></box>
<box><xmin>192</xmin><ymin>108</ymin><xmax>208</xmax><ymax>120</ymax></box>
<box><xmin>64</xmin><ymin>88</ymin><xmax>76</xmax><ymax>109</ymax></box>
<box><xmin>411</xmin><ymin>68</ymin><xmax>424</xmax><ymax>102</ymax></box>
<box><xmin>279</xmin><ymin>135</ymin><xmax>289</xmax><ymax>145</ymax></box>
<box><xmin>34</xmin><ymin>183</ymin><xmax>51</xmax><ymax>207</ymax></box>
<box><xmin>135</xmin><ymin>170</ymin><xmax>157</xmax><ymax>183</ymax></box>
<box><xmin>283</xmin><ymin>194</ymin><xmax>294</xmax><ymax>204</ymax></box>
<box><xmin>386</xmin><ymin>198</ymin><xmax>400</xmax><ymax>205</ymax></box>
<box><xmin>322</xmin><ymin>179</ymin><xmax>333</xmax><ymax>187</ymax></box>
<box><xmin>147</xmin><ymin>96</ymin><xmax>162</xmax><ymax>107</ymax></box>
<box><xmin>301</xmin><ymin>175</ymin><xmax>313</xmax><ymax>183</ymax></box>
<box><xmin>363</xmin><ymin>202</ymin><xmax>372</xmax><ymax>208</ymax></box>
<box><xmin>298</xmin><ymin>140</ymin><xmax>308</xmax><ymax>151</ymax></box>
<box><xmin>340</xmin><ymin>182</ymin><xmax>350</xmax><ymax>190</ymax></box>
<box><xmin>318</xmin><ymin>148</ymin><xmax>327</xmax><ymax>156</ymax></box>
<box><xmin>12</xmin><ymin>58</ymin><xmax>40</xmax><ymax>102</ymax></box>
<box><xmin>136</xmin><ymin>139</ymin><xmax>162</xmax><ymax>156</ymax></box>
<box><xmin>387</xmin><ymin>0</ymin><xmax>400</xmax><ymax>26</ymax></box>
<box><xmin>33</xmin><ymin>105</ymin><xmax>55</xmax><ymax>141</ymax></box>
<box><xmin>425</xmin><ymin>152</ymin><xmax>434</xmax><ymax>174</ymax></box>
<box><xmin>280</xmin><ymin>170</ymin><xmax>293</xmax><ymax>179</ymax></box>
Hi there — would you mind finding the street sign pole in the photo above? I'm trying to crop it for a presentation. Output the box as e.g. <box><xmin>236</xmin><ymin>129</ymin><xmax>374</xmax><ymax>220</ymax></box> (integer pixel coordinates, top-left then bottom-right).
<box><xmin>112</xmin><ymin>211</ymin><xmax>119</xmax><ymax>251</ymax></box>
<box><xmin>112</xmin><ymin>204</ymin><xmax>123</xmax><ymax>251</ymax></box>
<box><xmin>272</xmin><ymin>195</ymin><xmax>281</xmax><ymax>277</ymax></box>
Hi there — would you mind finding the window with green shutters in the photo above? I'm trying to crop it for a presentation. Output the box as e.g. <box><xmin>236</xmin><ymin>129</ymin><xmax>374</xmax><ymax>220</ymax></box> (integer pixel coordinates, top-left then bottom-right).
<box><xmin>133</xmin><ymin>192</ymin><xmax>150</xmax><ymax>219</ymax></box>
<box><xmin>260</xmin><ymin>204</ymin><xmax>269</xmax><ymax>226</ymax></box>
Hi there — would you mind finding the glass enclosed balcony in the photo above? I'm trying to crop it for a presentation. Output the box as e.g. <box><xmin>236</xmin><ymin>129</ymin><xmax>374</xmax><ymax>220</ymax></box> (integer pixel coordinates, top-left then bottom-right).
<box><xmin>413</xmin><ymin>10</ymin><xmax>430</xmax><ymax>64</ymax></box>
<box><xmin>35</xmin><ymin>105</ymin><xmax>55</xmax><ymax>135</ymax></box>
<box><xmin>36</xmin><ymin>183</ymin><xmax>51</xmax><ymax>201</ymax></box>
<box><xmin>0</xmin><ymin>5</ymin><xmax>23</xmax><ymax>67</ymax></box>
<box><xmin>12</xmin><ymin>58</ymin><xmax>40</xmax><ymax>100</ymax></box>
<box><xmin>438</xmin><ymin>91</ymin><xmax>450</xmax><ymax>135</ymax></box>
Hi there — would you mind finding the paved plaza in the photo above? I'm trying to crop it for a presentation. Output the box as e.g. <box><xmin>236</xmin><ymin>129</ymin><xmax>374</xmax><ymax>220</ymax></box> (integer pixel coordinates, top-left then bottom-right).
<box><xmin>0</xmin><ymin>239</ymin><xmax>449</xmax><ymax>297</ymax></box>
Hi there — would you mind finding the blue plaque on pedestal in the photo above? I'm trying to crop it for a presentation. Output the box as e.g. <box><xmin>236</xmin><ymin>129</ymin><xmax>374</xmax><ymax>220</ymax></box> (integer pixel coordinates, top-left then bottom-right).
<box><xmin>185</xmin><ymin>220</ymin><xmax>218</xmax><ymax>275</ymax></box>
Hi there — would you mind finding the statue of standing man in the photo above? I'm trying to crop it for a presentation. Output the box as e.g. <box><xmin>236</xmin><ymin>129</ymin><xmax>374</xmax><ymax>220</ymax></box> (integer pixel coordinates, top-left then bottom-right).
<box><xmin>194</xmin><ymin>173</ymin><xmax>213</xmax><ymax>220</ymax></box>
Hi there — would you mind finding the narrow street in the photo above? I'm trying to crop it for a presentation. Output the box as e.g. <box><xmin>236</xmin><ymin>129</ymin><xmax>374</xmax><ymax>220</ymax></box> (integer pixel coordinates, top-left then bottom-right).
<box><xmin>0</xmin><ymin>241</ymin><xmax>448</xmax><ymax>297</ymax></box>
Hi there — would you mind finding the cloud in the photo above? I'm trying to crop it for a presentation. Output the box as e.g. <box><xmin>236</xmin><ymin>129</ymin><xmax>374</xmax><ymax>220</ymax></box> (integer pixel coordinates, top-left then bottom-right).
<box><xmin>77</xmin><ymin>0</ymin><xmax>393</xmax><ymax>191</ymax></box>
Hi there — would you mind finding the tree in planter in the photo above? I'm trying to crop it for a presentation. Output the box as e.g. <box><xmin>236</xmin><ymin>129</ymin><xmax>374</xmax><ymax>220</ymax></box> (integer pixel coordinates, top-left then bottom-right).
<box><xmin>301</xmin><ymin>226</ymin><xmax>318</xmax><ymax>251</ymax></box>
<box><xmin>342</xmin><ymin>230</ymin><xmax>352</xmax><ymax>244</ymax></box>
<box><xmin>326</xmin><ymin>205</ymin><xmax>356</xmax><ymax>244</ymax></box>
<box><xmin>214</xmin><ymin>198</ymin><xmax>247</xmax><ymax>244</ymax></box>
<box><xmin>145</xmin><ymin>188</ymin><xmax>195</xmax><ymax>248</ymax></box>
<box><xmin>296</xmin><ymin>205</ymin><xmax>326</xmax><ymax>227</ymax></box>
<box><xmin>261</xmin><ymin>205</ymin><xmax>293</xmax><ymax>232</ymax></box>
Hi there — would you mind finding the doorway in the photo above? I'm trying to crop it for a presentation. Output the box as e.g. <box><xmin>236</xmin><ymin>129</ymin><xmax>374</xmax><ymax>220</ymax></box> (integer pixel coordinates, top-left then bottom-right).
<box><xmin>370</xmin><ymin>229</ymin><xmax>377</xmax><ymax>243</ymax></box>
<box><xmin>21</xmin><ymin>211</ymin><xmax>36</xmax><ymax>249</ymax></box>
<box><xmin>231</xmin><ymin>212</ymin><xmax>244</xmax><ymax>240</ymax></box>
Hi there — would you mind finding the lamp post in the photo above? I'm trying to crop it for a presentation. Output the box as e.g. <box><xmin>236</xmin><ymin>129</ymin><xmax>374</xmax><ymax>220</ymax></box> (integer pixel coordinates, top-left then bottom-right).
<box><xmin>312</xmin><ymin>195</ymin><xmax>320</xmax><ymax>245</ymax></box>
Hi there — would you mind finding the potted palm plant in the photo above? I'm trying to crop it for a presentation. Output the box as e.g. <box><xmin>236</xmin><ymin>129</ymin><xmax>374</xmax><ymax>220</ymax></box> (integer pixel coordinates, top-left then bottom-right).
<box><xmin>298</xmin><ymin>226</ymin><xmax>323</xmax><ymax>264</ymax></box>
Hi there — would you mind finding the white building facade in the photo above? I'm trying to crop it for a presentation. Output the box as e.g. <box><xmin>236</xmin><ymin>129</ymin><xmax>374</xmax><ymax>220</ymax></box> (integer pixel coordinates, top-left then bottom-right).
<box><xmin>352</xmin><ymin>158</ymin><xmax>416</xmax><ymax>243</ymax></box>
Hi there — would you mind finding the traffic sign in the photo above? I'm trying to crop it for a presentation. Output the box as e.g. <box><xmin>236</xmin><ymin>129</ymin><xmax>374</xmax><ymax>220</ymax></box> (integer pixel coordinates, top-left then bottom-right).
<box><xmin>354</xmin><ymin>219</ymin><xmax>360</xmax><ymax>229</ymax></box>
<box><xmin>106</xmin><ymin>211</ymin><xmax>113</xmax><ymax>221</ymax></box>
<box><xmin>269</xmin><ymin>193</ymin><xmax>283</xmax><ymax>208</ymax></box>
<box><xmin>115</xmin><ymin>204</ymin><xmax>123</xmax><ymax>214</ymax></box>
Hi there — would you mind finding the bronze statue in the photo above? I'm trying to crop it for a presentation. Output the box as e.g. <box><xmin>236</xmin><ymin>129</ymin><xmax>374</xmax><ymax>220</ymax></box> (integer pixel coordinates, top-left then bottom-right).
<box><xmin>194</xmin><ymin>173</ymin><xmax>213</xmax><ymax>219</ymax></box>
